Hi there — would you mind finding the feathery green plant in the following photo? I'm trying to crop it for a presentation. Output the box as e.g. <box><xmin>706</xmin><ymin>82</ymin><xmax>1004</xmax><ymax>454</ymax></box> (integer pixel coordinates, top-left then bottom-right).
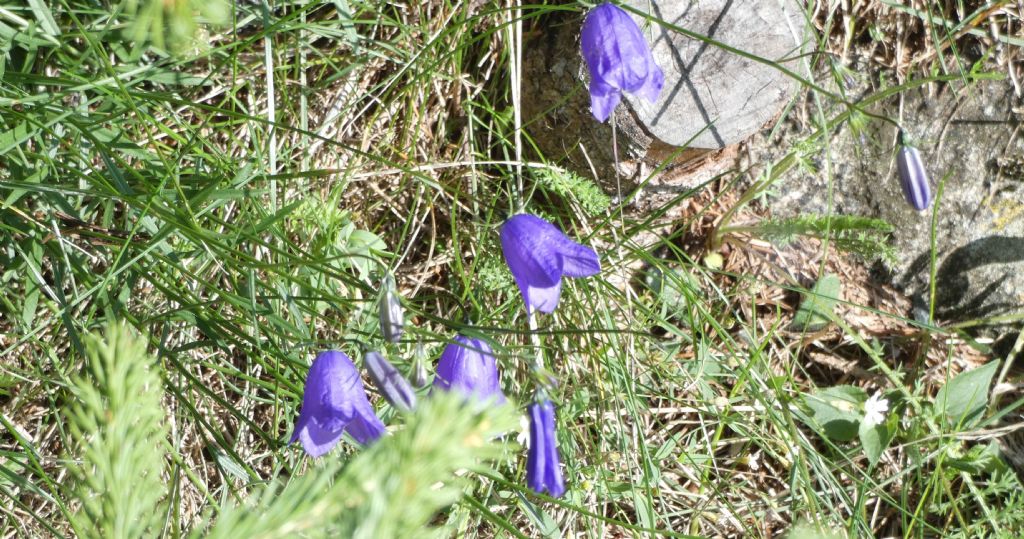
<box><xmin>203</xmin><ymin>393</ymin><xmax>518</xmax><ymax>539</ymax></box>
<box><xmin>65</xmin><ymin>324</ymin><xmax>168</xmax><ymax>539</ymax></box>
<box><xmin>120</xmin><ymin>0</ymin><xmax>229</xmax><ymax>52</ymax></box>
<box><xmin>534</xmin><ymin>167</ymin><xmax>611</xmax><ymax>217</ymax></box>
<box><xmin>725</xmin><ymin>214</ymin><xmax>898</xmax><ymax>265</ymax></box>
<box><xmin>63</xmin><ymin>325</ymin><xmax>517</xmax><ymax>538</ymax></box>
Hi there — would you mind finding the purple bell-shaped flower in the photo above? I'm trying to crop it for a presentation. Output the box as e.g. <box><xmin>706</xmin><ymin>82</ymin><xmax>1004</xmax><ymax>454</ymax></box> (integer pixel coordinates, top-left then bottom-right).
<box><xmin>290</xmin><ymin>350</ymin><xmax>386</xmax><ymax>457</ymax></box>
<box><xmin>432</xmin><ymin>335</ymin><xmax>506</xmax><ymax>404</ymax></box>
<box><xmin>499</xmin><ymin>214</ymin><xmax>600</xmax><ymax>314</ymax></box>
<box><xmin>581</xmin><ymin>2</ymin><xmax>664</xmax><ymax>122</ymax></box>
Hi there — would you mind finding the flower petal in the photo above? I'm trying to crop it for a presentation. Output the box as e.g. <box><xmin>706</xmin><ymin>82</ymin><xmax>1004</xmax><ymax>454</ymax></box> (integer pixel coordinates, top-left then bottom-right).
<box><xmin>296</xmin><ymin>417</ymin><xmax>344</xmax><ymax>458</ymax></box>
<box><xmin>526</xmin><ymin>400</ymin><xmax>565</xmax><ymax>497</ymax></box>
<box><xmin>539</xmin><ymin>402</ymin><xmax>566</xmax><ymax>497</ymax></box>
<box><xmin>318</xmin><ymin>352</ymin><xmax>366</xmax><ymax>419</ymax></box>
<box><xmin>501</xmin><ymin>214</ymin><xmax>566</xmax><ymax>312</ymax></box>
<box><xmin>554</xmin><ymin>237</ymin><xmax>600</xmax><ymax>278</ymax></box>
<box><xmin>433</xmin><ymin>336</ymin><xmax>506</xmax><ymax>403</ymax></box>
<box><xmin>589</xmin><ymin>78</ymin><xmax>618</xmax><ymax>122</ymax></box>
<box><xmin>290</xmin><ymin>350</ymin><xmax>386</xmax><ymax>457</ymax></box>
<box><xmin>500</xmin><ymin>215</ymin><xmax>562</xmax><ymax>286</ymax></box>
<box><xmin>633</xmin><ymin>60</ymin><xmax>664</xmax><ymax>104</ymax></box>
<box><xmin>523</xmin><ymin>278</ymin><xmax>563</xmax><ymax>314</ymax></box>
<box><xmin>581</xmin><ymin>2</ymin><xmax>663</xmax><ymax>111</ymax></box>
<box><xmin>345</xmin><ymin>402</ymin><xmax>387</xmax><ymax>445</ymax></box>
<box><xmin>526</xmin><ymin>403</ymin><xmax>547</xmax><ymax>494</ymax></box>
<box><xmin>289</xmin><ymin>412</ymin><xmax>310</xmax><ymax>444</ymax></box>
<box><xmin>588</xmin><ymin>79</ymin><xmax>622</xmax><ymax>123</ymax></box>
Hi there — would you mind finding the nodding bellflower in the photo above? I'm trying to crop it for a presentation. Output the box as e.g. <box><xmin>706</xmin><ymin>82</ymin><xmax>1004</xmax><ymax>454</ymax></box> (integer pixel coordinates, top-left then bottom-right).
<box><xmin>290</xmin><ymin>351</ymin><xmax>386</xmax><ymax>457</ymax></box>
<box><xmin>500</xmin><ymin>213</ymin><xmax>600</xmax><ymax>314</ymax></box>
<box><xmin>896</xmin><ymin>132</ymin><xmax>933</xmax><ymax>211</ymax></box>
<box><xmin>433</xmin><ymin>335</ymin><xmax>506</xmax><ymax>404</ymax></box>
<box><xmin>364</xmin><ymin>351</ymin><xmax>417</xmax><ymax>412</ymax></box>
<box><xmin>581</xmin><ymin>2</ymin><xmax>664</xmax><ymax>122</ymax></box>
<box><xmin>526</xmin><ymin>400</ymin><xmax>566</xmax><ymax>498</ymax></box>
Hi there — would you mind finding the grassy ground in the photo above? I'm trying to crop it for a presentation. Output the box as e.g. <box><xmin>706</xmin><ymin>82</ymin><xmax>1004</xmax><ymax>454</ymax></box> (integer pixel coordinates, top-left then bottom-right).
<box><xmin>2</xmin><ymin>0</ymin><xmax>1024</xmax><ymax>537</ymax></box>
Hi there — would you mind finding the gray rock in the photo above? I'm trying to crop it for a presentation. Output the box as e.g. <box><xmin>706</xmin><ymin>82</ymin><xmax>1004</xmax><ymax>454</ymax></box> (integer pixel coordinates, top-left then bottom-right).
<box><xmin>767</xmin><ymin>78</ymin><xmax>1024</xmax><ymax>326</ymax></box>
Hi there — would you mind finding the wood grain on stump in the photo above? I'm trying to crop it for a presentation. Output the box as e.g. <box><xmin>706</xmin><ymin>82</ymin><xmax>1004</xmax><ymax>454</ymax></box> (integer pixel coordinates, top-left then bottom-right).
<box><xmin>625</xmin><ymin>0</ymin><xmax>806</xmax><ymax>149</ymax></box>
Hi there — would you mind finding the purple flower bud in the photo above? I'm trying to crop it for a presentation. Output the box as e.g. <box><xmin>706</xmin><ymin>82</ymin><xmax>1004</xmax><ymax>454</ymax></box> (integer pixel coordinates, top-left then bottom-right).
<box><xmin>379</xmin><ymin>273</ymin><xmax>404</xmax><ymax>343</ymax></box>
<box><xmin>526</xmin><ymin>400</ymin><xmax>566</xmax><ymax>498</ymax></box>
<box><xmin>581</xmin><ymin>2</ymin><xmax>664</xmax><ymax>122</ymax></box>
<box><xmin>500</xmin><ymin>214</ymin><xmax>600</xmax><ymax>314</ymax></box>
<box><xmin>896</xmin><ymin>138</ymin><xmax>933</xmax><ymax>211</ymax></box>
<box><xmin>290</xmin><ymin>351</ymin><xmax>386</xmax><ymax>457</ymax></box>
<box><xmin>432</xmin><ymin>335</ymin><xmax>506</xmax><ymax>404</ymax></box>
<box><xmin>364</xmin><ymin>351</ymin><xmax>417</xmax><ymax>411</ymax></box>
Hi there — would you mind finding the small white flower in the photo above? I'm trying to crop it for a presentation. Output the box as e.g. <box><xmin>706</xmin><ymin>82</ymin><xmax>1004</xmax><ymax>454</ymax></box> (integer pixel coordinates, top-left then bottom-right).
<box><xmin>863</xmin><ymin>392</ymin><xmax>890</xmax><ymax>427</ymax></box>
<box><xmin>517</xmin><ymin>414</ymin><xmax>530</xmax><ymax>447</ymax></box>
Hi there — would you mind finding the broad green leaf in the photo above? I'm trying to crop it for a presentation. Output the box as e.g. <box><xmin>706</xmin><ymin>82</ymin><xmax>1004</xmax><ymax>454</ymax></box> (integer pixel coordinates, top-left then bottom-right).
<box><xmin>792</xmin><ymin>273</ymin><xmax>841</xmax><ymax>332</ymax></box>
<box><xmin>858</xmin><ymin>420</ymin><xmax>890</xmax><ymax>467</ymax></box>
<box><xmin>518</xmin><ymin>494</ymin><xmax>560</xmax><ymax>537</ymax></box>
<box><xmin>935</xmin><ymin>361</ymin><xmax>999</xmax><ymax>429</ymax></box>
<box><xmin>642</xmin><ymin>263</ymin><xmax>696</xmax><ymax>318</ymax></box>
<box><xmin>803</xmin><ymin>385</ymin><xmax>866</xmax><ymax>442</ymax></box>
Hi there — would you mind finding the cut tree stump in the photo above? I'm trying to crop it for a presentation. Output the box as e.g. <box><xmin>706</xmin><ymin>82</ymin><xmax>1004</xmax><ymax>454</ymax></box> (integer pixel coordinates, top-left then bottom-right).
<box><xmin>523</xmin><ymin>0</ymin><xmax>807</xmax><ymax>196</ymax></box>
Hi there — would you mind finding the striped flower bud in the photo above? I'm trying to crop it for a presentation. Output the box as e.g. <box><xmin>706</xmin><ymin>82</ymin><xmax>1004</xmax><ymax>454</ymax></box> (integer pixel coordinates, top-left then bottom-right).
<box><xmin>411</xmin><ymin>341</ymin><xmax>429</xmax><ymax>388</ymax></box>
<box><xmin>378</xmin><ymin>273</ymin><xmax>404</xmax><ymax>343</ymax></box>
<box><xmin>364</xmin><ymin>351</ymin><xmax>417</xmax><ymax>412</ymax></box>
<box><xmin>896</xmin><ymin>133</ymin><xmax>933</xmax><ymax>211</ymax></box>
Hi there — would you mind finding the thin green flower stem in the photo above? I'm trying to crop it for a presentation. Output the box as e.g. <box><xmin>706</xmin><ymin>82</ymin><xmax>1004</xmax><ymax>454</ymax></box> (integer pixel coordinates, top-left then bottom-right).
<box><xmin>927</xmin><ymin>174</ymin><xmax>948</xmax><ymax>325</ymax></box>
<box><xmin>527</xmin><ymin>310</ymin><xmax>544</xmax><ymax>375</ymax></box>
<box><xmin>261</xmin><ymin>0</ymin><xmax>278</xmax><ymax>212</ymax></box>
<box><xmin>509</xmin><ymin>0</ymin><xmax>524</xmax><ymax>214</ymax></box>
